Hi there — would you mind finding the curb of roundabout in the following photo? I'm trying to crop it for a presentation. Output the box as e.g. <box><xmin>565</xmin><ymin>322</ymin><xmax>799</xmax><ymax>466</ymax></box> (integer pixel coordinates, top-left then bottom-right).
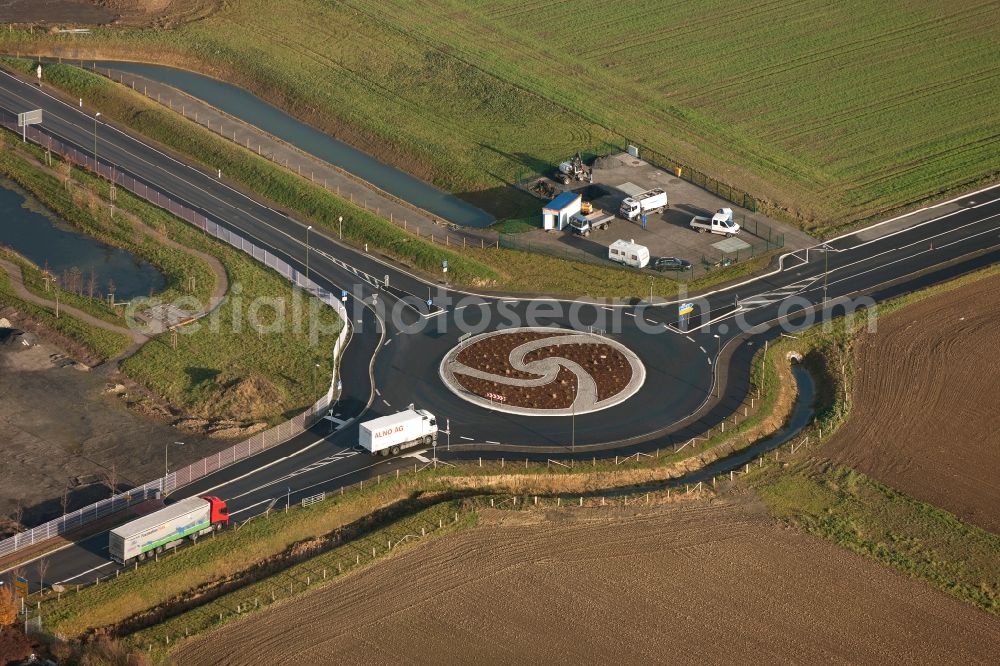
<box><xmin>438</xmin><ymin>326</ymin><xmax>646</xmax><ymax>417</ymax></box>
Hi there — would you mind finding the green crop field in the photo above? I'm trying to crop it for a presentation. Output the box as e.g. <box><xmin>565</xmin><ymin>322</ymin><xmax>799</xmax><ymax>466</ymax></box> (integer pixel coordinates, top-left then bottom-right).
<box><xmin>4</xmin><ymin>0</ymin><xmax>998</xmax><ymax>230</ymax></box>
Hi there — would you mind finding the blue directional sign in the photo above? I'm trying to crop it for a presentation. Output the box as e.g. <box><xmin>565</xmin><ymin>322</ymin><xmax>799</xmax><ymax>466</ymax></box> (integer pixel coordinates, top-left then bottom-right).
<box><xmin>341</xmin><ymin>290</ymin><xmax>348</xmax><ymax>302</ymax></box>
<box><xmin>426</xmin><ymin>298</ymin><xmax>433</xmax><ymax>307</ymax></box>
<box><xmin>679</xmin><ymin>302</ymin><xmax>695</xmax><ymax>316</ymax></box>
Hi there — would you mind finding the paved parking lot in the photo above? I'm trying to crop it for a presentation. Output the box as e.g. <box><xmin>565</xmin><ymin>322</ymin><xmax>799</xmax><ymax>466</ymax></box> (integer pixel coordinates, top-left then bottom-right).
<box><xmin>520</xmin><ymin>153</ymin><xmax>815</xmax><ymax>270</ymax></box>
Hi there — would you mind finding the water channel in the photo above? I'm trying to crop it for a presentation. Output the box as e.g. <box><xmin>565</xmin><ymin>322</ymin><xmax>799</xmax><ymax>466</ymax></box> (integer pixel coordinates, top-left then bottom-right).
<box><xmin>0</xmin><ymin>178</ymin><xmax>166</xmax><ymax>300</ymax></box>
<box><xmin>93</xmin><ymin>61</ymin><xmax>496</xmax><ymax>228</ymax></box>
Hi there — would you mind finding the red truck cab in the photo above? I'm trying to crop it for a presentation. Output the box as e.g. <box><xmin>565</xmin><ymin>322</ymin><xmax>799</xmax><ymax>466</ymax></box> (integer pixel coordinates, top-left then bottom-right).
<box><xmin>203</xmin><ymin>496</ymin><xmax>230</xmax><ymax>526</ymax></box>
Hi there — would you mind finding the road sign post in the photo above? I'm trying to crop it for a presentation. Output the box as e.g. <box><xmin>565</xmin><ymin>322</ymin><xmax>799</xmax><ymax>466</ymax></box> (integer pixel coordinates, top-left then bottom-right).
<box><xmin>17</xmin><ymin>109</ymin><xmax>42</xmax><ymax>143</ymax></box>
<box><xmin>679</xmin><ymin>302</ymin><xmax>694</xmax><ymax>331</ymax></box>
<box><xmin>14</xmin><ymin>576</ymin><xmax>28</xmax><ymax>599</ymax></box>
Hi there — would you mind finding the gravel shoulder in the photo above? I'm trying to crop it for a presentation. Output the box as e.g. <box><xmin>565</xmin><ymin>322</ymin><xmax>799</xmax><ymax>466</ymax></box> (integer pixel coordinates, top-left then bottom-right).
<box><xmin>173</xmin><ymin>498</ymin><xmax>1000</xmax><ymax>665</ymax></box>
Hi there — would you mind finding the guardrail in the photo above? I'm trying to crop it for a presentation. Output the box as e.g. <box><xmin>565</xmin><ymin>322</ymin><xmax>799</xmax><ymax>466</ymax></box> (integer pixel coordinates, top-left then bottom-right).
<box><xmin>0</xmin><ymin>115</ymin><xmax>352</xmax><ymax>559</ymax></box>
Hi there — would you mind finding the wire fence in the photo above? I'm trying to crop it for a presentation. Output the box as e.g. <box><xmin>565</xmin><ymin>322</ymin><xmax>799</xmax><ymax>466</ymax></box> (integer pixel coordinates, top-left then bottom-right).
<box><xmin>0</xmin><ymin>116</ymin><xmax>351</xmax><ymax>559</ymax></box>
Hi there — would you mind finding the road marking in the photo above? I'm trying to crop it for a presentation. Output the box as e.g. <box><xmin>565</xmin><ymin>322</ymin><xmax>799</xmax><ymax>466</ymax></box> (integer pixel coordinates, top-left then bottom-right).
<box><xmin>196</xmin><ymin>433</ymin><xmax>346</xmax><ymax>497</ymax></box>
<box><xmin>685</xmin><ymin>335</ymin><xmax>694</xmax><ymax>342</ymax></box>
<box><xmin>486</xmin><ymin>440</ymin><xmax>500</xmax><ymax>445</ymax></box>
<box><xmin>382</xmin><ymin>399</ymin><xmax>391</xmax><ymax>407</ymax></box>
<box><xmin>460</xmin><ymin>436</ymin><xmax>474</xmax><ymax>441</ymax></box>
<box><xmin>601</xmin><ymin>306</ymin><xmax>613</xmax><ymax>312</ymax></box>
<box><xmin>229</xmin><ymin>497</ymin><xmax>280</xmax><ymax>517</ymax></box>
<box><xmin>383</xmin><ymin>339</ymin><xmax>392</xmax><ymax>347</ymax></box>
<box><xmin>818</xmin><ymin>224</ymin><xmax>1000</xmax><ymax>291</ymax></box>
<box><xmin>625</xmin><ymin>312</ymin><xmax>635</xmax><ymax>317</ymax></box>
<box><xmin>699</xmin><ymin>346</ymin><xmax>706</xmax><ymax>354</ymax></box>
<box><xmin>707</xmin><ymin>358</ymin><xmax>712</xmax><ymax>365</ymax></box>
<box><xmin>375</xmin><ymin>388</ymin><xmax>381</xmax><ymax>396</ymax></box>
<box><xmin>56</xmin><ymin>561</ymin><xmax>115</xmax><ymax>584</ymax></box>
<box><xmin>227</xmin><ymin>448</ymin><xmax>360</xmax><ymax>499</ymax></box>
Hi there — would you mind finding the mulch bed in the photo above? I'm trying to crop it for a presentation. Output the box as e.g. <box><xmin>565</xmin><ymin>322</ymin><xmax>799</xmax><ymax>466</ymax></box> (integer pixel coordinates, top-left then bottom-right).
<box><xmin>454</xmin><ymin>366</ymin><xmax>578</xmax><ymax>409</ymax></box>
<box><xmin>524</xmin><ymin>343</ymin><xmax>631</xmax><ymax>401</ymax></box>
<box><xmin>456</xmin><ymin>331</ymin><xmax>561</xmax><ymax>380</ymax></box>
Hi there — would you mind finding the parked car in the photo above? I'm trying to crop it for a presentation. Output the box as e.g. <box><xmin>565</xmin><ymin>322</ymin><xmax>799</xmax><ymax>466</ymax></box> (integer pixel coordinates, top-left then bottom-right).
<box><xmin>651</xmin><ymin>256</ymin><xmax>691</xmax><ymax>272</ymax></box>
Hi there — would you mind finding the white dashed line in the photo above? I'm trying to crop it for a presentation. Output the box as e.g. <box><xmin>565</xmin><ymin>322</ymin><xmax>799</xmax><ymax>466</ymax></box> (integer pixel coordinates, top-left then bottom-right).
<box><xmin>699</xmin><ymin>346</ymin><xmax>706</xmax><ymax>354</ymax></box>
<box><xmin>685</xmin><ymin>335</ymin><xmax>694</xmax><ymax>342</ymax></box>
<box><xmin>382</xmin><ymin>399</ymin><xmax>391</xmax><ymax>407</ymax></box>
<box><xmin>486</xmin><ymin>440</ymin><xmax>500</xmax><ymax>445</ymax></box>
<box><xmin>460</xmin><ymin>436</ymin><xmax>474</xmax><ymax>441</ymax></box>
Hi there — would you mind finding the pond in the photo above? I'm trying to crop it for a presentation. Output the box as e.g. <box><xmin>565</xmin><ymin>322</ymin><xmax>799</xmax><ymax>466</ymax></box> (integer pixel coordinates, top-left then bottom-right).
<box><xmin>0</xmin><ymin>178</ymin><xmax>166</xmax><ymax>300</ymax></box>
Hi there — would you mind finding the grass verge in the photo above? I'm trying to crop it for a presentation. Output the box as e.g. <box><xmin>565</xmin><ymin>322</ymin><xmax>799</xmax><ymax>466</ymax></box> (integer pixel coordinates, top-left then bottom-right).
<box><xmin>0</xmin><ymin>59</ymin><xmax>771</xmax><ymax>299</ymax></box>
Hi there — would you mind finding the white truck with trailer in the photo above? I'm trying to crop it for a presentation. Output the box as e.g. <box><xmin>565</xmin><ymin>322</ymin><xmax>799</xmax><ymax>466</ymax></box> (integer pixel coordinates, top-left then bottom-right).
<box><xmin>690</xmin><ymin>207</ymin><xmax>741</xmax><ymax>236</ymax></box>
<box><xmin>359</xmin><ymin>408</ymin><xmax>438</xmax><ymax>456</ymax></box>
<box><xmin>608</xmin><ymin>239</ymin><xmax>650</xmax><ymax>268</ymax></box>
<box><xmin>109</xmin><ymin>495</ymin><xmax>229</xmax><ymax>564</ymax></box>
<box><xmin>568</xmin><ymin>209</ymin><xmax>614</xmax><ymax>236</ymax></box>
<box><xmin>619</xmin><ymin>188</ymin><xmax>667</xmax><ymax>221</ymax></box>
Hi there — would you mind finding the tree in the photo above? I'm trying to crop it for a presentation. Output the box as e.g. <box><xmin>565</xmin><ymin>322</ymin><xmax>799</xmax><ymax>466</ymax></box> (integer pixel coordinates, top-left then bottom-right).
<box><xmin>103</xmin><ymin>463</ymin><xmax>118</xmax><ymax>497</ymax></box>
<box><xmin>37</xmin><ymin>558</ymin><xmax>49</xmax><ymax>594</ymax></box>
<box><xmin>0</xmin><ymin>584</ymin><xmax>16</xmax><ymax>626</ymax></box>
<box><xmin>61</xmin><ymin>483</ymin><xmax>71</xmax><ymax>516</ymax></box>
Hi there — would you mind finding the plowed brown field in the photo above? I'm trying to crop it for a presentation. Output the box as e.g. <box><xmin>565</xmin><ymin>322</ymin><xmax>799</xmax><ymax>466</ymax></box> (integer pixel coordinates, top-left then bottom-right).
<box><xmin>174</xmin><ymin>501</ymin><xmax>999</xmax><ymax>665</ymax></box>
<box><xmin>824</xmin><ymin>273</ymin><xmax>1000</xmax><ymax>533</ymax></box>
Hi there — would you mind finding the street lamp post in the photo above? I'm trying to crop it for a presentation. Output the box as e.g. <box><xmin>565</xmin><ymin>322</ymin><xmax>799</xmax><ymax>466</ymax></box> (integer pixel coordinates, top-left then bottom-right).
<box><xmin>165</xmin><ymin>441</ymin><xmax>184</xmax><ymax>477</ymax></box>
<box><xmin>338</xmin><ymin>215</ymin><xmax>343</xmax><ymax>240</ymax></box>
<box><xmin>305</xmin><ymin>225</ymin><xmax>313</xmax><ymax>283</ymax></box>
<box><xmin>571</xmin><ymin>401</ymin><xmax>576</xmax><ymax>452</ymax></box>
<box><xmin>823</xmin><ymin>244</ymin><xmax>829</xmax><ymax>303</ymax></box>
<box><xmin>713</xmin><ymin>334</ymin><xmax>721</xmax><ymax>398</ymax></box>
<box><xmin>93</xmin><ymin>112</ymin><xmax>101</xmax><ymax>174</ymax></box>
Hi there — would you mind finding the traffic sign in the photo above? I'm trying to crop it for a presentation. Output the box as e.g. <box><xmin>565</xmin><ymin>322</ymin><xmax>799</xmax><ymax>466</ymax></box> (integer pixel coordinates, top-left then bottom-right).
<box><xmin>341</xmin><ymin>290</ymin><xmax>348</xmax><ymax>303</ymax></box>
<box><xmin>17</xmin><ymin>109</ymin><xmax>42</xmax><ymax>126</ymax></box>
<box><xmin>17</xmin><ymin>109</ymin><xmax>42</xmax><ymax>143</ymax></box>
<box><xmin>442</xmin><ymin>260</ymin><xmax>448</xmax><ymax>274</ymax></box>
<box><xmin>14</xmin><ymin>576</ymin><xmax>28</xmax><ymax>598</ymax></box>
<box><xmin>679</xmin><ymin>302</ymin><xmax>695</xmax><ymax>316</ymax></box>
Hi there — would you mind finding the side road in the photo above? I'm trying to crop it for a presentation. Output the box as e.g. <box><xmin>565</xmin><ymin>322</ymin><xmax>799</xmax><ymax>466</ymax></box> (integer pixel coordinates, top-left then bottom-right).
<box><xmin>95</xmin><ymin>64</ymin><xmax>493</xmax><ymax>246</ymax></box>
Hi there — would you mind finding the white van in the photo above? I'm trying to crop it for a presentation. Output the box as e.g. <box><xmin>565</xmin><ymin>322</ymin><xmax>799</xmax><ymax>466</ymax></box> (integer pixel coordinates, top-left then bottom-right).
<box><xmin>608</xmin><ymin>239</ymin><xmax>650</xmax><ymax>268</ymax></box>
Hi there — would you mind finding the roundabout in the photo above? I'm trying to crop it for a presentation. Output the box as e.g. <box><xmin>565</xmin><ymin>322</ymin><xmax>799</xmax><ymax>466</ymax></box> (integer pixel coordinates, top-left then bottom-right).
<box><xmin>439</xmin><ymin>327</ymin><xmax>646</xmax><ymax>416</ymax></box>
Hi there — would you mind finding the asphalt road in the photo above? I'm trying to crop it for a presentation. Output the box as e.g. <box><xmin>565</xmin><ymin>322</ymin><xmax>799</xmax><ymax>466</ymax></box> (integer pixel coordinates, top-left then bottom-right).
<box><xmin>1</xmin><ymin>68</ymin><xmax>999</xmax><ymax>589</ymax></box>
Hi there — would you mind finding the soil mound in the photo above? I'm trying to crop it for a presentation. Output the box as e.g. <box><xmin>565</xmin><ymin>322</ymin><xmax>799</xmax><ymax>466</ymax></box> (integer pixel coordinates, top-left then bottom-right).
<box><xmin>197</xmin><ymin>373</ymin><xmax>283</xmax><ymax>423</ymax></box>
<box><xmin>593</xmin><ymin>155</ymin><xmax>623</xmax><ymax>170</ymax></box>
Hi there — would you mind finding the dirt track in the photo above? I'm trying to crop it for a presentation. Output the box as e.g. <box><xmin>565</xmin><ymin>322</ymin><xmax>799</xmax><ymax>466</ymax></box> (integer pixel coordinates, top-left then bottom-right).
<box><xmin>174</xmin><ymin>500</ymin><xmax>999</xmax><ymax>665</ymax></box>
<box><xmin>824</xmin><ymin>273</ymin><xmax>1000</xmax><ymax>533</ymax></box>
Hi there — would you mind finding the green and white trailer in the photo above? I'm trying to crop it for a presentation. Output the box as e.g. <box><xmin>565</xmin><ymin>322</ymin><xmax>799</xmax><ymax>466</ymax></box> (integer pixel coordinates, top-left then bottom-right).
<box><xmin>109</xmin><ymin>495</ymin><xmax>229</xmax><ymax>563</ymax></box>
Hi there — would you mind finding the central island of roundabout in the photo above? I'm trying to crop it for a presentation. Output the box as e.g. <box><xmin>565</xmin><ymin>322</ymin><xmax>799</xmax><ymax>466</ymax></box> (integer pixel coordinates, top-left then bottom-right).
<box><xmin>439</xmin><ymin>327</ymin><xmax>646</xmax><ymax>416</ymax></box>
